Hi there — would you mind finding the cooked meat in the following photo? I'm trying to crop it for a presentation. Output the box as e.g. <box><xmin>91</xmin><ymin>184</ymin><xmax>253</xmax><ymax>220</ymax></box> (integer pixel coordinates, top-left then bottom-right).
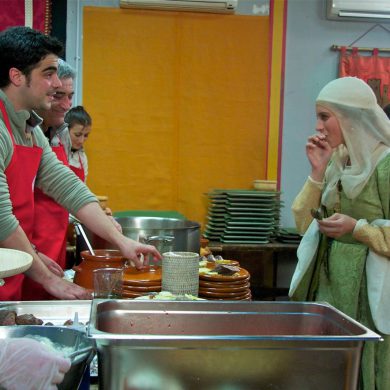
<box><xmin>16</xmin><ymin>314</ymin><xmax>44</xmax><ymax>325</ymax></box>
<box><xmin>63</xmin><ymin>319</ymin><xmax>73</xmax><ymax>326</ymax></box>
<box><xmin>0</xmin><ymin>310</ymin><xmax>17</xmax><ymax>326</ymax></box>
<box><xmin>213</xmin><ymin>264</ymin><xmax>240</xmax><ymax>275</ymax></box>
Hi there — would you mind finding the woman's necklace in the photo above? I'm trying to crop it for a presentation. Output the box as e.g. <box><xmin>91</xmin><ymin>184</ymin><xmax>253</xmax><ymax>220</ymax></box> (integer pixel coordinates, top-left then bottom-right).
<box><xmin>334</xmin><ymin>157</ymin><xmax>350</xmax><ymax>213</ymax></box>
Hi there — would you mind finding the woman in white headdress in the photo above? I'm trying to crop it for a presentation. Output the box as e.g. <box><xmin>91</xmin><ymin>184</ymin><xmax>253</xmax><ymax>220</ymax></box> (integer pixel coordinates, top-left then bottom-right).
<box><xmin>289</xmin><ymin>77</ymin><xmax>390</xmax><ymax>390</ymax></box>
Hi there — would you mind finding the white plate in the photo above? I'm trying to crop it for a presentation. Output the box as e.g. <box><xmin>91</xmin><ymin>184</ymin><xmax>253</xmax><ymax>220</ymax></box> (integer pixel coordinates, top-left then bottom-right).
<box><xmin>0</xmin><ymin>248</ymin><xmax>33</xmax><ymax>279</ymax></box>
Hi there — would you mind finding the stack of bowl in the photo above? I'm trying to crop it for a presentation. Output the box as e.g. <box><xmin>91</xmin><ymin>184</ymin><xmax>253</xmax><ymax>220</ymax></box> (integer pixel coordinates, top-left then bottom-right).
<box><xmin>122</xmin><ymin>266</ymin><xmax>162</xmax><ymax>299</ymax></box>
<box><xmin>199</xmin><ymin>262</ymin><xmax>251</xmax><ymax>300</ymax></box>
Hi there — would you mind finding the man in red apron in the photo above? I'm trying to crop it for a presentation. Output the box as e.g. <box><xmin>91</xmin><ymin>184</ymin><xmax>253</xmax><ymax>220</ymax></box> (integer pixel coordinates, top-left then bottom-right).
<box><xmin>0</xmin><ymin>27</ymin><xmax>90</xmax><ymax>300</ymax></box>
<box><xmin>0</xmin><ymin>26</ymin><xmax>161</xmax><ymax>301</ymax></box>
<box><xmin>22</xmin><ymin>60</ymin><xmax>76</xmax><ymax>300</ymax></box>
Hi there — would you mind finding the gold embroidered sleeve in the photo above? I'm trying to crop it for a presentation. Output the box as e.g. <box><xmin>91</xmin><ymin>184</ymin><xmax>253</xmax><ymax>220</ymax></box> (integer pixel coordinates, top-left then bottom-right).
<box><xmin>291</xmin><ymin>179</ymin><xmax>322</xmax><ymax>234</ymax></box>
<box><xmin>353</xmin><ymin>223</ymin><xmax>390</xmax><ymax>257</ymax></box>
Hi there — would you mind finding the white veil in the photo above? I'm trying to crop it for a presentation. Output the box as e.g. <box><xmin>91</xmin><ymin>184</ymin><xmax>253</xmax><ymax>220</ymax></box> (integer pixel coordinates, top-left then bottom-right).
<box><xmin>315</xmin><ymin>77</ymin><xmax>390</xmax><ymax>209</ymax></box>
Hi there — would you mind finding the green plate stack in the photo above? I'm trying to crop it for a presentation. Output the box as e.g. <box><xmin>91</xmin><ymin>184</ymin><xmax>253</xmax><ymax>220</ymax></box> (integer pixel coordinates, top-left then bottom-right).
<box><xmin>203</xmin><ymin>189</ymin><xmax>282</xmax><ymax>244</ymax></box>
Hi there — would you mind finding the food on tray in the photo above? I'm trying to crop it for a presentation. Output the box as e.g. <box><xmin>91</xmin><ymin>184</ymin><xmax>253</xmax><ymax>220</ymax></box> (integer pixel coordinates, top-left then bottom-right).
<box><xmin>134</xmin><ymin>291</ymin><xmax>204</xmax><ymax>301</ymax></box>
<box><xmin>212</xmin><ymin>264</ymin><xmax>240</xmax><ymax>276</ymax></box>
<box><xmin>215</xmin><ymin>259</ymin><xmax>240</xmax><ymax>266</ymax></box>
<box><xmin>199</xmin><ymin>259</ymin><xmax>208</xmax><ymax>267</ymax></box>
<box><xmin>0</xmin><ymin>310</ymin><xmax>16</xmax><ymax>325</ymax></box>
<box><xmin>198</xmin><ymin>267</ymin><xmax>218</xmax><ymax>276</ymax></box>
<box><xmin>15</xmin><ymin>313</ymin><xmax>43</xmax><ymax>325</ymax></box>
<box><xmin>0</xmin><ymin>309</ymin><xmax>79</xmax><ymax>327</ymax></box>
<box><xmin>199</xmin><ymin>262</ymin><xmax>240</xmax><ymax>277</ymax></box>
<box><xmin>199</xmin><ymin>267</ymin><xmax>250</xmax><ymax>282</ymax></box>
<box><xmin>25</xmin><ymin>335</ymin><xmax>74</xmax><ymax>357</ymax></box>
<box><xmin>0</xmin><ymin>311</ymin><xmax>44</xmax><ymax>326</ymax></box>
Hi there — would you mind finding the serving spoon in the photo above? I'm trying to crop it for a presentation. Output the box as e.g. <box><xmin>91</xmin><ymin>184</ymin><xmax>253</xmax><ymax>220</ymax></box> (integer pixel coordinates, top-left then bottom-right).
<box><xmin>69</xmin><ymin>215</ymin><xmax>95</xmax><ymax>256</ymax></box>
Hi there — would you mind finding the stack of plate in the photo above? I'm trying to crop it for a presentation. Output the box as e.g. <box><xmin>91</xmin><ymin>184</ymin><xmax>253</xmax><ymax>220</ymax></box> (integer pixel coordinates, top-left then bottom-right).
<box><xmin>198</xmin><ymin>267</ymin><xmax>251</xmax><ymax>300</ymax></box>
<box><xmin>277</xmin><ymin>227</ymin><xmax>302</xmax><ymax>244</ymax></box>
<box><xmin>204</xmin><ymin>189</ymin><xmax>282</xmax><ymax>244</ymax></box>
<box><xmin>122</xmin><ymin>266</ymin><xmax>162</xmax><ymax>299</ymax></box>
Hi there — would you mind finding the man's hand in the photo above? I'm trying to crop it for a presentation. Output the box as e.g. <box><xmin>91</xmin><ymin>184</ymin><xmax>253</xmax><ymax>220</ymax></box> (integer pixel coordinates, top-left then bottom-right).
<box><xmin>37</xmin><ymin>251</ymin><xmax>64</xmax><ymax>277</ymax></box>
<box><xmin>43</xmin><ymin>275</ymin><xmax>92</xmax><ymax>300</ymax></box>
<box><xmin>118</xmin><ymin>237</ymin><xmax>162</xmax><ymax>269</ymax></box>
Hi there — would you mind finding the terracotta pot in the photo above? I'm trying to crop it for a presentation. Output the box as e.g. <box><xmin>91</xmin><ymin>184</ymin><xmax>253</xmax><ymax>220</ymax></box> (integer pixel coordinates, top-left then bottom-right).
<box><xmin>73</xmin><ymin>249</ymin><xmax>126</xmax><ymax>290</ymax></box>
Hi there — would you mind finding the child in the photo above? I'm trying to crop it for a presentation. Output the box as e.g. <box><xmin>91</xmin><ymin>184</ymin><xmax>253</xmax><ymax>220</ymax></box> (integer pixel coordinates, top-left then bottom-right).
<box><xmin>64</xmin><ymin>106</ymin><xmax>92</xmax><ymax>182</ymax></box>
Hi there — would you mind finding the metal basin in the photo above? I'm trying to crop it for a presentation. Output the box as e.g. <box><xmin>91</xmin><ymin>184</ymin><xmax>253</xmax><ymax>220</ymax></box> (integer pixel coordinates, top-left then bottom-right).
<box><xmin>89</xmin><ymin>300</ymin><xmax>380</xmax><ymax>390</ymax></box>
<box><xmin>0</xmin><ymin>325</ymin><xmax>95</xmax><ymax>390</ymax></box>
<box><xmin>83</xmin><ymin>217</ymin><xmax>201</xmax><ymax>255</ymax></box>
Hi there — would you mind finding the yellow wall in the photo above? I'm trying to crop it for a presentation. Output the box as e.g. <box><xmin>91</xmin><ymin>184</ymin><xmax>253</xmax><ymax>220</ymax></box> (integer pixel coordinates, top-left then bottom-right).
<box><xmin>267</xmin><ymin>0</ymin><xmax>287</xmax><ymax>182</ymax></box>
<box><xmin>83</xmin><ymin>7</ymin><xmax>269</xmax><ymax>227</ymax></box>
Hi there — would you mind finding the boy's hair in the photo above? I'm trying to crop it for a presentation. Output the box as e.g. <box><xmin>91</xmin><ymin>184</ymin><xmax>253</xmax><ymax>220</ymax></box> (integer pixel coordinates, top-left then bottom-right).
<box><xmin>0</xmin><ymin>26</ymin><xmax>63</xmax><ymax>88</ymax></box>
<box><xmin>65</xmin><ymin>106</ymin><xmax>92</xmax><ymax>128</ymax></box>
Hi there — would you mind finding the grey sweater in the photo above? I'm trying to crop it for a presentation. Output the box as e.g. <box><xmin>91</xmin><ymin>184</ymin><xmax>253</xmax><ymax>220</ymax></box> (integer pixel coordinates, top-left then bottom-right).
<box><xmin>0</xmin><ymin>90</ymin><xmax>97</xmax><ymax>241</ymax></box>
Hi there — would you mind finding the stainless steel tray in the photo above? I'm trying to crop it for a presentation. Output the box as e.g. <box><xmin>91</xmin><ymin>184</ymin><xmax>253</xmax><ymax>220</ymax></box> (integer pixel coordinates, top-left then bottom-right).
<box><xmin>0</xmin><ymin>300</ymin><xmax>96</xmax><ymax>379</ymax></box>
<box><xmin>0</xmin><ymin>300</ymin><xmax>92</xmax><ymax>325</ymax></box>
<box><xmin>89</xmin><ymin>300</ymin><xmax>381</xmax><ymax>390</ymax></box>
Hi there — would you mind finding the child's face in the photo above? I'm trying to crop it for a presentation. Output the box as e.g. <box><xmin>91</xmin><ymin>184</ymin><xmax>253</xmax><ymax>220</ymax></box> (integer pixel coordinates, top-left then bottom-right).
<box><xmin>69</xmin><ymin>123</ymin><xmax>91</xmax><ymax>150</ymax></box>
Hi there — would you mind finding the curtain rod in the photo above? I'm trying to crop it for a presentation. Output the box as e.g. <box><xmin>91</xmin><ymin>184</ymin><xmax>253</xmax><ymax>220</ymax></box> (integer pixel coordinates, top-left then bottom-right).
<box><xmin>331</xmin><ymin>44</ymin><xmax>390</xmax><ymax>53</ymax></box>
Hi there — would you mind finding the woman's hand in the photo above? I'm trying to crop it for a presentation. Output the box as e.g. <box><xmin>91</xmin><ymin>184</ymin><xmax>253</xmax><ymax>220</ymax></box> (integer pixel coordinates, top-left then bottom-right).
<box><xmin>317</xmin><ymin>213</ymin><xmax>357</xmax><ymax>238</ymax></box>
<box><xmin>306</xmin><ymin>134</ymin><xmax>333</xmax><ymax>181</ymax></box>
<box><xmin>38</xmin><ymin>251</ymin><xmax>64</xmax><ymax>277</ymax></box>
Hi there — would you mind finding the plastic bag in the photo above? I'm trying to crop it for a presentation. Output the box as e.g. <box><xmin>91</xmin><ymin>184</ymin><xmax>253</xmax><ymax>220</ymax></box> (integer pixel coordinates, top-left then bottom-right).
<box><xmin>0</xmin><ymin>338</ymin><xmax>71</xmax><ymax>390</ymax></box>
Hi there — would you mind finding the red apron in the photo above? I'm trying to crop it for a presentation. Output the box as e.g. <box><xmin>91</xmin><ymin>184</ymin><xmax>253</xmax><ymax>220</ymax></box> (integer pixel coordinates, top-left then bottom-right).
<box><xmin>70</xmin><ymin>154</ymin><xmax>85</xmax><ymax>182</ymax></box>
<box><xmin>0</xmin><ymin>101</ymin><xmax>42</xmax><ymax>301</ymax></box>
<box><xmin>22</xmin><ymin>141</ymin><xmax>70</xmax><ymax>300</ymax></box>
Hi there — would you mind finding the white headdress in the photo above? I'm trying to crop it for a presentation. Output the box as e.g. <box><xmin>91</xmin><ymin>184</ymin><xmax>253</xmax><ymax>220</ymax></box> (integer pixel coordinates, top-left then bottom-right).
<box><xmin>316</xmin><ymin>77</ymin><xmax>390</xmax><ymax>209</ymax></box>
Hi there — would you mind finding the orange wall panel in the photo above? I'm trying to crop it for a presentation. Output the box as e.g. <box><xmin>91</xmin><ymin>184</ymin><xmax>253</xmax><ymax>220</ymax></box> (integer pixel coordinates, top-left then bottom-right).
<box><xmin>83</xmin><ymin>7</ymin><xmax>269</xmax><ymax>228</ymax></box>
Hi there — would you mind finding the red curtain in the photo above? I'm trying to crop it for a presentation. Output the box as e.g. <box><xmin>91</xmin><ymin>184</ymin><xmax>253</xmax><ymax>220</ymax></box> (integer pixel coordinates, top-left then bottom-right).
<box><xmin>0</xmin><ymin>0</ymin><xmax>51</xmax><ymax>34</ymax></box>
<box><xmin>339</xmin><ymin>46</ymin><xmax>390</xmax><ymax>108</ymax></box>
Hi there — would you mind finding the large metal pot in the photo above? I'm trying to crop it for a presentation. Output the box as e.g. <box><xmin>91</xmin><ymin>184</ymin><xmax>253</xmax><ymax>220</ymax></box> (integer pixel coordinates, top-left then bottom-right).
<box><xmin>82</xmin><ymin>217</ymin><xmax>201</xmax><ymax>255</ymax></box>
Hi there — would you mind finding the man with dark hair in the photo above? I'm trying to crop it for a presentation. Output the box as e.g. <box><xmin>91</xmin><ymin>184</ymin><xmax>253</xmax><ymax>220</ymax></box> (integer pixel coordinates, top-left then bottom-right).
<box><xmin>0</xmin><ymin>26</ymin><xmax>63</xmax><ymax>89</ymax></box>
<box><xmin>0</xmin><ymin>26</ymin><xmax>160</xmax><ymax>301</ymax></box>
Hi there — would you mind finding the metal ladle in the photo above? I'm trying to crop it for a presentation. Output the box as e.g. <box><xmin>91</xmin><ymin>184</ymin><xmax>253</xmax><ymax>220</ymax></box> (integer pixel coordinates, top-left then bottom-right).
<box><xmin>69</xmin><ymin>215</ymin><xmax>95</xmax><ymax>256</ymax></box>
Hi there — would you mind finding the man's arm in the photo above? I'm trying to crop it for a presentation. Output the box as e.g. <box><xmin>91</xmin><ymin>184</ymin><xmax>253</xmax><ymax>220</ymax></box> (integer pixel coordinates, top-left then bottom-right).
<box><xmin>76</xmin><ymin>203</ymin><xmax>161</xmax><ymax>268</ymax></box>
<box><xmin>1</xmin><ymin>226</ymin><xmax>91</xmax><ymax>299</ymax></box>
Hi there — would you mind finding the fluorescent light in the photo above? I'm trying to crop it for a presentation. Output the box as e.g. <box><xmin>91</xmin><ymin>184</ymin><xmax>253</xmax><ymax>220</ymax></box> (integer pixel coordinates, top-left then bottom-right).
<box><xmin>339</xmin><ymin>11</ymin><xmax>390</xmax><ymax>18</ymax></box>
